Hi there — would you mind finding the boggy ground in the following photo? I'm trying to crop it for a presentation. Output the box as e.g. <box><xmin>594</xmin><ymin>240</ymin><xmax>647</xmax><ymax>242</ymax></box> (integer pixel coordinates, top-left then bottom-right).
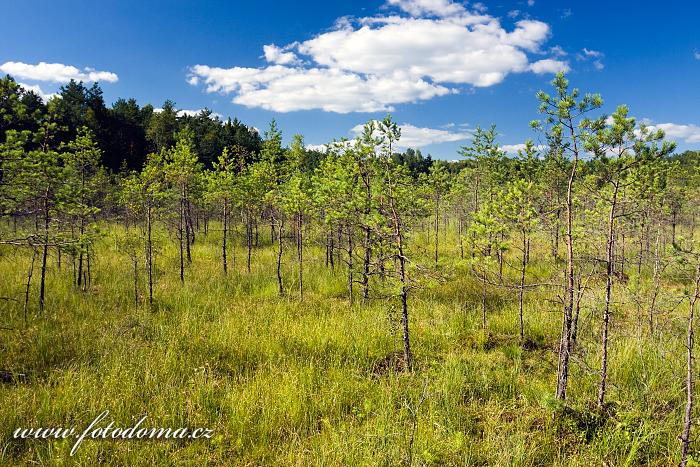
<box><xmin>0</xmin><ymin>224</ymin><xmax>691</xmax><ymax>465</ymax></box>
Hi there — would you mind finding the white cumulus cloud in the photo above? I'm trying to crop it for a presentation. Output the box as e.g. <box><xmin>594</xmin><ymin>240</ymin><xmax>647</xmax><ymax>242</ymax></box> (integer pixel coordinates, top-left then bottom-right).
<box><xmin>351</xmin><ymin>121</ymin><xmax>471</xmax><ymax>148</ymax></box>
<box><xmin>310</xmin><ymin>121</ymin><xmax>471</xmax><ymax>151</ymax></box>
<box><xmin>386</xmin><ymin>0</ymin><xmax>466</xmax><ymax>17</ymax></box>
<box><xmin>529</xmin><ymin>58</ymin><xmax>570</xmax><ymax>74</ymax></box>
<box><xmin>188</xmin><ymin>1</ymin><xmax>566</xmax><ymax>113</ymax></box>
<box><xmin>191</xmin><ymin>64</ymin><xmax>449</xmax><ymax>113</ymax></box>
<box><xmin>153</xmin><ymin>107</ymin><xmax>223</xmax><ymax>119</ymax></box>
<box><xmin>17</xmin><ymin>82</ymin><xmax>58</xmax><ymax>102</ymax></box>
<box><xmin>501</xmin><ymin>143</ymin><xmax>547</xmax><ymax>154</ymax></box>
<box><xmin>263</xmin><ymin>44</ymin><xmax>300</xmax><ymax>65</ymax></box>
<box><xmin>0</xmin><ymin>61</ymin><xmax>118</xmax><ymax>83</ymax></box>
<box><xmin>648</xmin><ymin>122</ymin><xmax>700</xmax><ymax>144</ymax></box>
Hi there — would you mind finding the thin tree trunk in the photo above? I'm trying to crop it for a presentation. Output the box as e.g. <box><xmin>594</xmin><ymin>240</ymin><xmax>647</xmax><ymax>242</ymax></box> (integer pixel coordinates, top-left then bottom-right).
<box><xmin>556</xmin><ymin>127</ymin><xmax>579</xmax><ymax>401</ymax></box>
<box><xmin>297</xmin><ymin>212</ymin><xmax>303</xmax><ymax>300</ymax></box>
<box><xmin>519</xmin><ymin>231</ymin><xmax>527</xmax><ymax>341</ymax></box>
<box><xmin>680</xmin><ymin>263</ymin><xmax>700</xmax><ymax>466</ymax></box>
<box><xmin>459</xmin><ymin>217</ymin><xmax>464</xmax><ymax>259</ymax></box>
<box><xmin>147</xmin><ymin>204</ymin><xmax>154</xmax><ymax>307</ymax></box>
<box><xmin>179</xmin><ymin>196</ymin><xmax>185</xmax><ymax>283</ymax></box>
<box><xmin>649</xmin><ymin>227</ymin><xmax>661</xmax><ymax>336</ymax></box>
<box><xmin>86</xmin><ymin>244</ymin><xmax>91</xmax><ymax>288</ymax></box>
<box><xmin>39</xmin><ymin>187</ymin><xmax>50</xmax><ymax>313</ymax></box>
<box><xmin>77</xmin><ymin>219</ymin><xmax>85</xmax><ymax>288</ymax></box>
<box><xmin>434</xmin><ymin>195</ymin><xmax>439</xmax><ymax>266</ymax></box>
<box><xmin>182</xmin><ymin>188</ymin><xmax>193</xmax><ymax>260</ymax></box>
<box><xmin>638</xmin><ymin>236</ymin><xmax>644</xmax><ymax>275</ymax></box>
<box><xmin>222</xmin><ymin>199</ymin><xmax>228</xmax><ymax>274</ymax></box>
<box><xmin>277</xmin><ymin>218</ymin><xmax>284</xmax><ymax>296</ymax></box>
<box><xmin>246</xmin><ymin>212</ymin><xmax>252</xmax><ymax>273</ymax></box>
<box><xmin>555</xmin><ymin>208</ymin><xmax>561</xmax><ymax>259</ymax></box>
<box><xmin>347</xmin><ymin>227</ymin><xmax>354</xmax><ymax>305</ymax></box>
<box><xmin>362</xmin><ymin>225</ymin><xmax>371</xmax><ymax>301</ymax></box>
<box><xmin>398</xmin><ymin>243</ymin><xmax>412</xmax><ymax>372</ymax></box>
<box><xmin>77</xmin><ymin>169</ymin><xmax>86</xmax><ymax>286</ymax></box>
<box><xmin>598</xmin><ymin>182</ymin><xmax>619</xmax><ymax>408</ymax></box>
<box><xmin>387</xmin><ymin>191</ymin><xmax>412</xmax><ymax>372</ymax></box>
<box><xmin>24</xmin><ymin>248</ymin><xmax>37</xmax><ymax>324</ymax></box>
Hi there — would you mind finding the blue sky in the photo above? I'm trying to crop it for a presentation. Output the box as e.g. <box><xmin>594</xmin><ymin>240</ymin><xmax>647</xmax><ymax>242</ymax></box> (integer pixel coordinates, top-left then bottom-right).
<box><xmin>1</xmin><ymin>0</ymin><xmax>699</xmax><ymax>158</ymax></box>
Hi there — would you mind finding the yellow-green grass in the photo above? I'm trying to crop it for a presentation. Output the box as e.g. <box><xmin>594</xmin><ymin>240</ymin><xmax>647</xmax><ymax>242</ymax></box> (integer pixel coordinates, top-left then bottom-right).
<box><xmin>0</xmin><ymin>222</ymin><xmax>693</xmax><ymax>465</ymax></box>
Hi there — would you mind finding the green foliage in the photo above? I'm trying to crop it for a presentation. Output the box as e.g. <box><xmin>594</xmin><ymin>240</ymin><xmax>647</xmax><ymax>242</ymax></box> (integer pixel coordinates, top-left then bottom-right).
<box><xmin>1</xmin><ymin>72</ymin><xmax>699</xmax><ymax>466</ymax></box>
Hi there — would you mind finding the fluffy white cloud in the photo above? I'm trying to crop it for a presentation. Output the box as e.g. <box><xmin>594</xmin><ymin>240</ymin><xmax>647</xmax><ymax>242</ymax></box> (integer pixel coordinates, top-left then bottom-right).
<box><xmin>501</xmin><ymin>143</ymin><xmax>547</xmax><ymax>154</ymax></box>
<box><xmin>529</xmin><ymin>58</ymin><xmax>570</xmax><ymax>74</ymax></box>
<box><xmin>153</xmin><ymin>107</ymin><xmax>223</xmax><ymax>119</ymax></box>
<box><xmin>189</xmin><ymin>1</ymin><xmax>565</xmax><ymax>113</ymax></box>
<box><xmin>0</xmin><ymin>61</ymin><xmax>118</xmax><ymax>83</ymax></box>
<box><xmin>352</xmin><ymin>121</ymin><xmax>471</xmax><ymax>148</ymax></box>
<box><xmin>603</xmin><ymin>117</ymin><xmax>700</xmax><ymax>145</ymax></box>
<box><xmin>649</xmin><ymin>122</ymin><xmax>700</xmax><ymax>144</ymax></box>
<box><xmin>386</xmin><ymin>0</ymin><xmax>465</xmax><ymax>17</ymax></box>
<box><xmin>694</xmin><ymin>50</ymin><xmax>700</xmax><ymax>60</ymax></box>
<box><xmin>263</xmin><ymin>44</ymin><xmax>300</xmax><ymax>65</ymax></box>
<box><xmin>310</xmin><ymin>122</ymin><xmax>471</xmax><ymax>151</ymax></box>
<box><xmin>18</xmin><ymin>82</ymin><xmax>58</xmax><ymax>102</ymax></box>
<box><xmin>191</xmin><ymin>64</ymin><xmax>449</xmax><ymax>113</ymax></box>
<box><xmin>305</xmin><ymin>143</ymin><xmax>330</xmax><ymax>152</ymax></box>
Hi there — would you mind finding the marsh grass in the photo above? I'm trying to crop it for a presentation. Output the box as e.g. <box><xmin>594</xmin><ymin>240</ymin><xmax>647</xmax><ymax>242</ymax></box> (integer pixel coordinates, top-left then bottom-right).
<box><xmin>0</xmin><ymin>223</ymin><xmax>693</xmax><ymax>465</ymax></box>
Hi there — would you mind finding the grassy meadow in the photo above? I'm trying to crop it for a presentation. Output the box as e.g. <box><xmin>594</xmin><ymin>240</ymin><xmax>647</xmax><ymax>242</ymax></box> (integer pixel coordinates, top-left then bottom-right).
<box><xmin>0</xmin><ymin>221</ymin><xmax>694</xmax><ymax>466</ymax></box>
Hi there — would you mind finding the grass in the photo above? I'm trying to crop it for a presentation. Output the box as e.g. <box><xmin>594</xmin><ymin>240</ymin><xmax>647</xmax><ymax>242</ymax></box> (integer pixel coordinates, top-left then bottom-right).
<box><xmin>0</xmin><ymin>221</ymin><xmax>695</xmax><ymax>465</ymax></box>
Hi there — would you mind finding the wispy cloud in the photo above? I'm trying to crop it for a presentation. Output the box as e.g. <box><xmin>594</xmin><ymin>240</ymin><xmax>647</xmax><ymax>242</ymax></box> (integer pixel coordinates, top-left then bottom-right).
<box><xmin>577</xmin><ymin>48</ymin><xmax>604</xmax><ymax>70</ymax></box>
<box><xmin>549</xmin><ymin>45</ymin><xmax>567</xmax><ymax>57</ymax></box>
<box><xmin>0</xmin><ymin>61</ymin><xmax>118</xmax><ymax>83</ymax></box>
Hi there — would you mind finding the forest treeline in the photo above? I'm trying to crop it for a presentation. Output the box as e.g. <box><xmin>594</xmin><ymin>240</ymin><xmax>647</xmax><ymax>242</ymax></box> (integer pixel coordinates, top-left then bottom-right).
<box><xmin>2</xmin><ymin>72</ymin><xmax>700</xmax><ymax>464</ymax></box>
<box><xmin>0</xmin><ymin>75</ymin><xmax>435</xmax><ymax>174</ymax></box>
